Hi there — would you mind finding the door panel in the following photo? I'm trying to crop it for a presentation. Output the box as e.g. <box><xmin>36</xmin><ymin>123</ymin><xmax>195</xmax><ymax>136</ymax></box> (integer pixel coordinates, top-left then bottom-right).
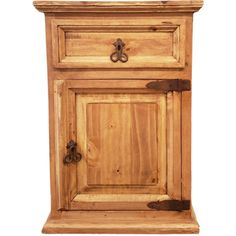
<box><xmin>76</xmin><ymin>93</ymin><xmax>166</xmax><ymax>197</ymax></box>
<box><xmin>54</xmin><ymin>80</ymin><xmax>182</xmax><ymax>210</ymax></box>
<box><xmin>86</xmin><ymin>102</ymin><xmax>158</xmax><ymax>186</ymax></box>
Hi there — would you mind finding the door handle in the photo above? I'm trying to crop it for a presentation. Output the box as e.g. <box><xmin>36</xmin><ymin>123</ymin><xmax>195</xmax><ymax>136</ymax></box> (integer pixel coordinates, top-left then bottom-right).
<box><xmin>63</xmin><ymin>140</ymin><xmax>82</xmax><ymax>164</ymax></box>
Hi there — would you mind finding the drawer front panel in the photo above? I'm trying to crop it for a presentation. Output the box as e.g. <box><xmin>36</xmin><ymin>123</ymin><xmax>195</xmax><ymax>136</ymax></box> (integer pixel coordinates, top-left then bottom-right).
<box><xmin>52</xmin><ymin>18</ymin><xmax>186</xmax><ymax>69</ymax></box>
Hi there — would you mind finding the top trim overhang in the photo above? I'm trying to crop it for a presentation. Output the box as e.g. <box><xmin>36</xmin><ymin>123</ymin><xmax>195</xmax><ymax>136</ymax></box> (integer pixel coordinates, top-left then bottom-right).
<box><xmin>33</xmin><ymin>1</ymin><xmax>204</xmax><ymax>13</ymax></box>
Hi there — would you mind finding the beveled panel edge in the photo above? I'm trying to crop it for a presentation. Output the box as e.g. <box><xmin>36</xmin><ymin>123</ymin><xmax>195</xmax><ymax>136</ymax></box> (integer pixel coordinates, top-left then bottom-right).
<box><xmin>33</xmin><ymin>1</ymin><xmax>203</xmax><ymax>13</ymax></box>
<box><xmin>52</xmin><ymin>19</ymin><xmax>185</xmax><ymax>69</ymax></box>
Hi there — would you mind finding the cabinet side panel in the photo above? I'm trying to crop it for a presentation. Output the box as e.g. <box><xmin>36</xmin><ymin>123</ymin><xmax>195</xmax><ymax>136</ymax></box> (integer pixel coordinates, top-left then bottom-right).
<box><xmin>45</xmin><ymin>16</ymin><xmax>59</xmax><ymax>212</ymax></box>
<box><xmin>172</xmin><ymin>92</ymin><xmax>182</xmax><ymax>200</ymax></box>
<box><xmin>46</xmin><ymin>16</ymin><xmax>67</xmax><ymax>212</ymax></box>
<box><xmin>182</xmin><ymin>91</ymin><xmax>191</xmax><ymax>200</ymax></box>
<box><xmin>53</xmin><ymin>81</ymin><xmax>64</xmax><ymax>209</ymax></box>
<box><xmin>166</xmin><ymin>92</ymin><xmax>182</xmax><ymax>200</ymax></box>
<box><xmin>181</xmin><ymin>15</ymin><xmax>193</xmax><ymax>200</ymax></box>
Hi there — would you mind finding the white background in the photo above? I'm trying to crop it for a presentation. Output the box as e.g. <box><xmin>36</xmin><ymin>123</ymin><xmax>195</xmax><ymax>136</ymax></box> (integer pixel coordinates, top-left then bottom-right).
<box><xmin>0</xmin><ymin>0</ymin><xmax>236</xmax><ymax>235</ymax></box>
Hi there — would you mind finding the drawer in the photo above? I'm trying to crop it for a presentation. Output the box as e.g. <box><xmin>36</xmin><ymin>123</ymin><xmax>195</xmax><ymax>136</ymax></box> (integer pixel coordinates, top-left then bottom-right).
<box><xmin>52</xmin><ymin>17</ymin><xmax>186</xmax><ymax>69</ymax></box>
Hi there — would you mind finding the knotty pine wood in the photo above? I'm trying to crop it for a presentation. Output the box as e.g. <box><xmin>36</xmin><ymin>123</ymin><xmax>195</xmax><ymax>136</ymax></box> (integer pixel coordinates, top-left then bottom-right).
<box><xmin>34</xmin><ymin>0</ymin><xmax>203</xmax><ymax>233</ymax></box>
<box><xmin>71</xmin><ymin>194</ymin><xmax>171</xmax><ymax>211</ymax></box>
<box><xmin>43</xmin><ymin>13</ymin><xmax>193</xmax><ymax>81</ymax></box>
<box><xmin>56</xmin><ymin>80</ymin><xmax>182</xmax><ymax>210</ymax></box>
<box><xmin>33</xmin><ymin>0</ymin><xmax>203</xmax><ymax>13</ymax></box>
<box><xmin>51</xmin><ymin>17</ymin><xmax>186</xmax><ymax>68</ymax></box>
<box><xmin>81</xmin><ymin>95</ymin><xmax>161</xmax><ymax>186</ymax></box>
<box><xmin>42</xmin><ymin>208</ymin><xmax>199</xmax><ymax>234</ymax></box>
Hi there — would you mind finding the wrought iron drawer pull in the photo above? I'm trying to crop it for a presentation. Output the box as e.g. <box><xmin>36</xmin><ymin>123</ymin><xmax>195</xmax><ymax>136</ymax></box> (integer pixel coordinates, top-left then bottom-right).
<box><xmin>63</xmin><ymin>140</ymin><xmax>82</xmax><ymax>164</ymax></box>
<box><xmin>110</xmin><ymin>38</ymin><xmax>128</xmax><ymax>63</ymax></box>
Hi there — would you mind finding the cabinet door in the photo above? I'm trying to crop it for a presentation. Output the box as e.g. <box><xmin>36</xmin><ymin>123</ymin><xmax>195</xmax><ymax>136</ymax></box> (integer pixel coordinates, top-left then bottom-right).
<box><xmin>54</xmin><ymin>80</ymin><xmax>182</xmax><ymax>210</ymax></box>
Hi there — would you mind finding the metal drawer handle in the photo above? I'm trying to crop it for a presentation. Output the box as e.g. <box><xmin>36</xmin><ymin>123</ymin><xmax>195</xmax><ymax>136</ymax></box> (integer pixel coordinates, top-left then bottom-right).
<box><xmin>63</xmin><ymin>140</ymin><xmax>82</xmax><ymax>164</ymax></box>
<box><xmin>110</xmin><ymin>38</ymin><xmax>128</xmax><ymax>63</ymax></box>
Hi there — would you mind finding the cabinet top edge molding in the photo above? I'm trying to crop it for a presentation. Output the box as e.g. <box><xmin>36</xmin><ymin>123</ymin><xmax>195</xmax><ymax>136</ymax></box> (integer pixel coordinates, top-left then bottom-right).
<box><xmin>33</xmin><ymin>0</ymin><xmax>203</xmax><ymax>13</ymax></box>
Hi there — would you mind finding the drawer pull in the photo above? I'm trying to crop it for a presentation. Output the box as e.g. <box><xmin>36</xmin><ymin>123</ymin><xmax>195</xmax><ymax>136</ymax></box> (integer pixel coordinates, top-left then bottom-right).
<box><xmin>63</xmin><ymin>140</ymin><xmax>82</xmax><ymax>164</ymax></box>
<box><xmin>110</xmin><ymin>38</ymin><xmax>128</xmax><ymax>63</ymax></box>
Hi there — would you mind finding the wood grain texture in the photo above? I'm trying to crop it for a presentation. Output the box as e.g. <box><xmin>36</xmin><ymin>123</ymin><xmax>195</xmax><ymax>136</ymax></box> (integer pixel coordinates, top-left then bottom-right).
<box><xmin>73</xmin><ymin>194</ymin><xmax>170</xmax><ymax>202</ymax></box>
<box><xmin>33</xmin><ymin>0</ymin><xmax>203</xmax><ymax>233</ymax></box>
<box><xmin>181</xmin><ymin>15</ymin><xmax>193</xmax><ymax>200</ymax></box>
<box><xmin>42</xmin><ymin>13</ymin><xmax>194</xmax><ymax>81</ymax></box>
<box><xmin>54</xmin><ymin>80</ymin><xmax>185</xmax><ymax>211</ymax></box>
<box><xmin>42</xmin><ymin>208</ymin><xmax>199</xmax><ymax>234</ymax></box>
<box><xmin>71</xmin><ymin>194</ymin><xmax>171</xmax><ymax>210</ymax></box>
<box><xmin>46</xmin><ymin>16</ymin><xmax>61</xmax><ymax>211</ymax></box>
<box><xmin>49</xmin><ymin>78</ymin><xmax>189</xmax><ymax>212</ymax></box>
<box><xmin>33</xmin><ymin>0</ymin><xmax>204</xmax><ymax>13</ymax></box>
<box><xmin>166</xmin><ymin>92</ymin><xmax>182</xmax><ymax>200</ymax></box>
<box><xmin>51</xmin><ymin>18</ymin><xmax>186</xmax><ymax>69</ymax></box>
<box><xmin>182</xmin><ymin>91</ymin><xmax>191</xmax><ymax>199</ymax></box>
<box><xmin>86</xmin><ymin>102</ymin><xmax>158</xmax><ymax>186</ymax></box>
<box><xmin>53</xmin><ymin>80</ymin><xmax>66</xmax><ymax>209</ymax></box>
<box><xmin>73</xmin><ymin>90</ymin><xmax>167</xmax><ymax>210</ymax></box>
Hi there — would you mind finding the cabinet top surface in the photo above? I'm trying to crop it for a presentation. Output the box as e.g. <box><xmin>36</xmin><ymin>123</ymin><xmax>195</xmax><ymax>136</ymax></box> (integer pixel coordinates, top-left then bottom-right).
<box><xmin>33</xmin><ymin>0</ymin><xmax>203</xmax><ymax>13</ymax></box>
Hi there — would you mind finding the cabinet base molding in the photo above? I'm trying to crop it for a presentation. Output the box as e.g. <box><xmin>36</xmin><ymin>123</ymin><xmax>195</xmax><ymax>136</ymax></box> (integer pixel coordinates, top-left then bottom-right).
<box><xmin>42</xmin><ymin>208</ymin><xmax>199</xmax><ymax>234</ymax></box>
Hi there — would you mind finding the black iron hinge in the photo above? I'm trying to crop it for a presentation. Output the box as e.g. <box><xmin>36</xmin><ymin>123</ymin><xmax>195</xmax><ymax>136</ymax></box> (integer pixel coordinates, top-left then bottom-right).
<box><xmin>147</xmin><ymin>200</ymin><xmax>190</xmax><ymax>211</ymax></box>
<box><xmin>146</xmin><ymin>79</ymin><xmax>191</xmax><ymax>92</ymax></box>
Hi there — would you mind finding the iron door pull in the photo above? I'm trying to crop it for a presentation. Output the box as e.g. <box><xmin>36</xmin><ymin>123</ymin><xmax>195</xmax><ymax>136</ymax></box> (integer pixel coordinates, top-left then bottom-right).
<box><xmin>63</xmin><ymin>140</ymin><xmax>82</xmax><ymax>164</ymax></box>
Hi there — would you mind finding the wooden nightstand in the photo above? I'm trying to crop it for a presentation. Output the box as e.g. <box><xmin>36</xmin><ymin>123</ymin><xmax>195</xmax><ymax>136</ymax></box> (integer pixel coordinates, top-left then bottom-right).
<box><xmin>33</xmin><ymin>0</ymin><xmax>203</xmax><ymax>233</ymax></box>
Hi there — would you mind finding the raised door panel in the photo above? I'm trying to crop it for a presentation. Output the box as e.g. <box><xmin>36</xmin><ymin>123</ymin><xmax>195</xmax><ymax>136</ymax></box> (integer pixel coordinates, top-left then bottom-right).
<box><xmin>54</xmin><ymin>80</ymin><xmax>182</xmax><ymax>210</ymax></box>
<box><xmin>76</xmin><ymin>93</ymin><xmax>166</xmax><ymax>197</ymax></box>
<box><xmin>86</xmin><ymin>102</ymin><xmax>158</xmax><ymax>186</ymax></box>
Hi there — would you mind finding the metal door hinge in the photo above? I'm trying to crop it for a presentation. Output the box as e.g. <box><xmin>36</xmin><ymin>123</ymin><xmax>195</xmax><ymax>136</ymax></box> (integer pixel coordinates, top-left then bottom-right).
<box><xmin>147</xmin><ymin>200</ymin><xmax>190</xmax><ymax>211</ymax></box>
<box><xmin>146</xmin><ymin>79</ymin><xmax>191</xmax><ymax>92</ymax></box>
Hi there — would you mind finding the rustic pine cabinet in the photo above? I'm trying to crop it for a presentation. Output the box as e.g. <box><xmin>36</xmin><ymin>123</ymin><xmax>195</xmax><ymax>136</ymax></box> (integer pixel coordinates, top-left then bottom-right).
<box><xmin>34</xmin><ymin>0</ymin><xmax>203</xmax><ymax>233</ymax></box>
